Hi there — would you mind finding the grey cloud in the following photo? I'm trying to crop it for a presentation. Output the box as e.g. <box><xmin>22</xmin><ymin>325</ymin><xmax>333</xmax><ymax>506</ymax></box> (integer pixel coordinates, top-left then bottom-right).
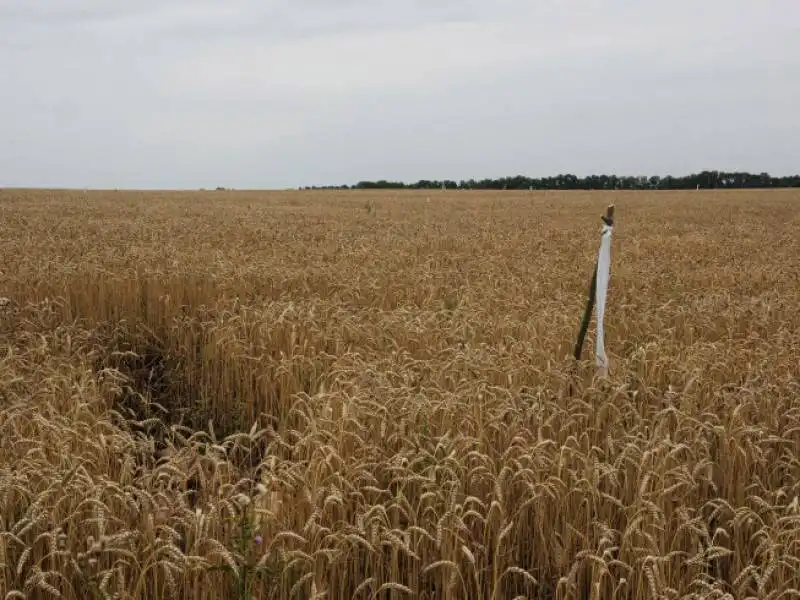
<box><xmin>0</xmin><ymin>1</ymin><xmax>168</xmax><ymax>27</ymax></box>
<box><xmin>1</xmin><ymin>0</ymin><xmax>798</xmax><ymax>189</ymax></box>
<box><xmin>1</xmin><ymin>0</ymin><xmax>467</xmax><ymax>41</ymax></box>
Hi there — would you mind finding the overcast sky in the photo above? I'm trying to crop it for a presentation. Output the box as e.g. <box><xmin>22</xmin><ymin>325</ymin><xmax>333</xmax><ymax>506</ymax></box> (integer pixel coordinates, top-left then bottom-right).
<box><xmin>1</xmin><ymin>0</ymin><xmax>798</xmax><ymax>189</ymax></box>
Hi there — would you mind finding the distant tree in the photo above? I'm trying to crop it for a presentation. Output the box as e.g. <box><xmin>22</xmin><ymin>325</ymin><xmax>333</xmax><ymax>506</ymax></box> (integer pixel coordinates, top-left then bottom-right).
<box><xmin>338</xmin><ymin>171</ymin><xmax>798</xmax><ymax>191</ymax></box>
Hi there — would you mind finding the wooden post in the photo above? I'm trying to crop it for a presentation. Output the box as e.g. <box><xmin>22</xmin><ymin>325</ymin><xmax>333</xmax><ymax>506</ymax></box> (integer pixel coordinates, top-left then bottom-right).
<box><xmin>573</xmin><ymin>205</ymin><xmax>615</xmax><ymax>363</ymax></box>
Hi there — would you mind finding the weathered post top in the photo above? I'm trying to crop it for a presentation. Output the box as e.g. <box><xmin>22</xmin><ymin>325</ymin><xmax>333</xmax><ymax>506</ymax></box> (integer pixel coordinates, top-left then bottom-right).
<box><xmin>603</xmin><ymin>204</ymin><xmax>615</xmax><ymax>226</ymax></box>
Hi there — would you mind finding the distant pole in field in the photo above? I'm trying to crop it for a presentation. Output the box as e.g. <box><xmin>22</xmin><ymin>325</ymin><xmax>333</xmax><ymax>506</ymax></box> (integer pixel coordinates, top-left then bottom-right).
<box><xmin>573</xmin><ymin>205</ymin><xmax>615</xmax><ymax>375</ymax></box>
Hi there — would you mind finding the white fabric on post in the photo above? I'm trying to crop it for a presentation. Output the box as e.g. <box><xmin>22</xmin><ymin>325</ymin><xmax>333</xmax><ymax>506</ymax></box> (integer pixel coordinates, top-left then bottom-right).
<box><xmin>594</xmin><ymin>223</ymin><xmax>613</xmax><ymax>373</ymax></box>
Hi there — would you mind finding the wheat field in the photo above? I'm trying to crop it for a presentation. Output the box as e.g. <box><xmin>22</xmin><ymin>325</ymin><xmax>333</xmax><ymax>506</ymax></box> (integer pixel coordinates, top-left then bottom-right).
<box><xmin>1</xmin><ymin>188</ymin><xmax>799</xmax><ymax>599</ymax></box>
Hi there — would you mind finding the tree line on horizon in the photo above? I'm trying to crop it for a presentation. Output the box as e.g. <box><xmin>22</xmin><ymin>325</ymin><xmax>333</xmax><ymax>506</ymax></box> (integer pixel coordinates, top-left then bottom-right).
<box><xmin>300</xmin><ymin>170</ymin><xmax>800</xmax><ymax>191</ymax></box>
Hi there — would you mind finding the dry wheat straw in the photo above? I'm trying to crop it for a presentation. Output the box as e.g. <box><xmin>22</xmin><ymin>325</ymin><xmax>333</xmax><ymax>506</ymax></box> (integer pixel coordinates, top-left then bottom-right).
<box><xmin>0</xmin><ymin>188</ymin><xmax>798</xmax><ymax>599</ymax></box>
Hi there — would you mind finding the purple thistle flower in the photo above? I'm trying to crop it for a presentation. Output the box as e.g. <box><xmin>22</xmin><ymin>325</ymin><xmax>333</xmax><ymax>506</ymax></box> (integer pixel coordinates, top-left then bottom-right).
<box><xmin>254</xmin><ymin>535</ymin><xmax>263</xmax><ymax>545</ymax></box>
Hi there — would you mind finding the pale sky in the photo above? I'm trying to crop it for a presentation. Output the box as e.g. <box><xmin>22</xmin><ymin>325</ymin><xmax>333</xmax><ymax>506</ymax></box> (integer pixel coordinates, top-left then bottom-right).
<box><xmin>1</xmin><ymin>0</ymin><xmax>798</xmax><ymax>189</ymax></box>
